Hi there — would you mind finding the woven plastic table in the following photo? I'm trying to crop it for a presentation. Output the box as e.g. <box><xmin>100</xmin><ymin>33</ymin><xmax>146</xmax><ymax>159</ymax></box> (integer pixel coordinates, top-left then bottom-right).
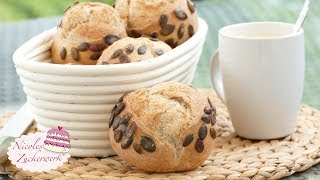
<box><xmin>1</xmin><ymin>89</ymin><xmax>320</xmax><ymax>179</ymax></box>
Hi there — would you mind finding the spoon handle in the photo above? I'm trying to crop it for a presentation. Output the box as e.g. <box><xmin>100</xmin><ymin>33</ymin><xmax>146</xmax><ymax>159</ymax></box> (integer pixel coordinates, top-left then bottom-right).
<box><xmin>294</xmin><ymin>0</ymin><xmax>310</xmax><ymax>32</ymax></box>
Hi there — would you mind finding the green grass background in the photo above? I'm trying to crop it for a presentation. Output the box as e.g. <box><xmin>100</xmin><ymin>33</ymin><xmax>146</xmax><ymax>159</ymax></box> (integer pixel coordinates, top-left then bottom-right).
<box><xmin>0</xmin><ymin>0</ymin><xmax>115</xmax><ymax>22</ymax></box>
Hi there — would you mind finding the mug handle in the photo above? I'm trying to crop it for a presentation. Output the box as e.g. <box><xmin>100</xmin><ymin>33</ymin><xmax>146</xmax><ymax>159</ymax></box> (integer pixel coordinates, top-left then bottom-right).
<box><xmin>210</xmin><ymin>49</ymin><xmax>226</xmax><ymax>104</ymax></box>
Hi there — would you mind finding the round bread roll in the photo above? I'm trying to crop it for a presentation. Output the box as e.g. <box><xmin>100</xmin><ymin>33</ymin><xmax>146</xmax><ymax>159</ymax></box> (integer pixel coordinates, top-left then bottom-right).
<box><xmin>96</xmin><ymin>37</ymin><xmax>172</xmax><ymax>65</ymax></box>
<box><xmin>108</xmin><ymin>82</ymin><xmax>217</xmax><ymax>172</ymax></box>
<box><xmin>52</xmin><ymin>2</ymin><xmax>127</xmax><ymax>65</ymax></box>
<box><xmin>115</xmin><ymin>0</ymin><xmax>198</xmax><ymax>48</ymax></box>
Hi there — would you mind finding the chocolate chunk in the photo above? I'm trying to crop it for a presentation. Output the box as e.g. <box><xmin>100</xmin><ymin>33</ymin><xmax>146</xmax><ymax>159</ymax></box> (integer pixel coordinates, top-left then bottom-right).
<box><xmin>114</xmin><ymin>129</ymin><xmax>123</xmax><ymax>143</ymax></box>
<box><xmin>175</xmin><ymin>8</ymin><xmax>188</xmax><ymax>20</ymax></box>
<box><xmin>195</xmin><ymin>139</ymin><xmax>204</xmax><ymax>153</ymax></box>
<box><xmin>119</xmin><ymin>92</ymin><xmax>128</xmax><ymax>102</ymax></box>
<box><xmin>138</xmin><ymin>45</ymin><xmax>147</xmax><ymax>55</ymax></box>
<box><xmin>60</xmin><ymin>47</ymin><xmax>66</xmax><ymax>60</ymax></box>
<box><xmin>113</xmin><ymin>117</ymin><xmax>121</xmax><ymax>130</ymax></box>
<box><xmin>121</xmin><ymin>135</ymin><xmax>133</xmax><ymax>149</ymax></box>
<box><xmin>90</xmin><ymin>52</ymin><xmax>102</xmax><ymax>60</ymax></box>
<box><xmin>161</xmin><ymin>24</ymin><xmax>175</xmax><ymax>35</ymax></box>
<box><xmin>89</xmin><ymin>43</ymin><xmax>106</xmax><ymax>52</ymax></box>
<box><xmin>188</xmin><ymin>25</ymin><xmax>195</xmax><ymax>37</ymax></box>
<box><xmin>165</xmin><ymin>38</ymin><xmax>175</xmax><ymax>48</ymax></box>
<box><xmin>125</xmin><ymin>122</ymin><xmax>137</xmax><ymax>137</ymax></box>
<box><xmin>140</xmin><ymin>136</ymin><xmax>156</xmax><ymax>152</ymax></box>
<box><xmin>210</xmin><ymin>127</ymin><xmax>216</xmax><ymax>139</ymax></box>
<box><xmin>155</xmin><ymin>49</ymin><xmax>164</xmax><ymax>56</ymax></box>
<box><xmin>150</xmin><ymin>32</ymin><xmax>158</xmax><ymax>38</ymax></box>
<box><xmin>111</xmin><ymin>49</ymin><xmax>123</xmax><ymax>59</ymax></box>
<box><xmin>133</xmin><ymin>143</ymin><xmax>142</xmax><ymax>154</ymax></box>
<box><xmin>183</xmin><ymin>134</ymin><xmax>194</xmax><ymax>147</ymax></box>
<box><xmin>211</xmin><ymin>114</ymin><xmax>216</xmax><ymax>126</ymax></box>
<box><xmin>178</xmin><ymin>23</ymin><xmax>185</xmax><ymax>39</ymax></box>
<box><xmin>77</xmin><ymin>42</ymin><xmax>90</xmax><ymax>51</ymax></box>
<box><xmin>126</xmin><ymin>44</ymin><xmax>134</xmax><ymax>54</ymax></box>
<box><xmin>187</xmin><ymin>0</ymin><xmax>195</xmax><ymax>13</ymax></box>
<box><xmin>159</xmin><ymin>14</ymin><xmax>168</xmax><ymax>28</ymax></box>
<box><xmin>114</xmin><ymin>102</ymin><xmax>125</xmax><ymax>116</ymax></box>
<box><xmin>70</xmin><ymin>47</ymin><xmax>79</xmax><ymax>61</ymax></box>
<box><xmin>198</xmin><ymin>124</ymin><xmax>208</xmax><ymax>141</ymax></box>
<box><xmin>119</xmin><ymin>53</ymin><xmax>130</xmax><ymax>63</ymax></box>
<box><xmin>201</xmin><ymin>114</ymin><xmax>211</xmax><ymax>124</ymax></box>
<box><xmin>204</xmin><ymin>106</ymin><xmax>213</xmax><ymax>114</ymax></box>
<box><xmin>104</xmin><ymin>34</ymin><xmax>120</xmax><ymax>45</ymax></box>
<box><xmin>108</xmin><ymin>111</ymin><xmax>115</xmax><ymax>128</ymax></box>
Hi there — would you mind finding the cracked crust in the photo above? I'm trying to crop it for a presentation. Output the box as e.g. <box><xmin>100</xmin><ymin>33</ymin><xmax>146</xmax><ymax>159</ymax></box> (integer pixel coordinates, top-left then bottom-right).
<box><xmin>51</xmin><ymin>2</ymin><xmax>127</xmax><ymax>65</ymax></box>
<box><xmin>115</xmin><ymin>0</ymin><xmax>198</xmax><ymax>48</ymax></box>
<box><xmin>96</xmin><ymin>37</ymin><xmax>172</xmax><ymax>64</ymax></box>
<box><xmin>109</xmin><ymin>82</ymin><xmax>216</xmax><ymax>172</ymax></box>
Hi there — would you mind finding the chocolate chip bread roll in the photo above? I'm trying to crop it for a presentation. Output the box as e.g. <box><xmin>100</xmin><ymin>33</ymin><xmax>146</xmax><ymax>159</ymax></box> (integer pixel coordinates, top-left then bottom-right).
<box><xmin>108</xmin><ymin>82</ymin><xmax>217</xmax><ymax>172</ymax></box>
<box><xmin>52</xmin><ymin>2</ymin><xmax>127</xmax><ymax>65</ymax></box>
<box><xmin>96</xmin><ymin>37</ymin><xmax>172</xmax><ymax>65</ymax></box>
<box><xmin>115</xmin><ymin>0</ymin><xmax>198</xmax><ymax>48</ymax></box>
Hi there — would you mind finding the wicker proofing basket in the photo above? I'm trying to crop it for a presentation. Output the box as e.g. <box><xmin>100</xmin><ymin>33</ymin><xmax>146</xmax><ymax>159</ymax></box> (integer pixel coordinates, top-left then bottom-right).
<box><xmin>12</xmin><ymin>18</ymin><xmax>208</xmax><ymax>157</ymax></box>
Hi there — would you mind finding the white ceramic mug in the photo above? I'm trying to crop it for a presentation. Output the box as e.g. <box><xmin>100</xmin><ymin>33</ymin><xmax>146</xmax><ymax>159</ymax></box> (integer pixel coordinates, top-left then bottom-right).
<box><xmin>210</xmin><ymin>22</ymin><xmax>305</xmax><ymax>139</ymax></box>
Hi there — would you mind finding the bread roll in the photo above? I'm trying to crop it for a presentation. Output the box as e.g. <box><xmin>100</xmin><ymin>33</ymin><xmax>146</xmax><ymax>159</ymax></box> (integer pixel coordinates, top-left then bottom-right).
<box><xmin>52</xmin><ymin>2</ymin><xmax>127</xmax><ymax>65</ymax></box>
<box><xmin>115</xmin><ymin>0</ymin><xmax>198</xmax><ymax>48</ymax></box>
<box><xmin>96</xmin><ymin>37</ymin><xmax>172</xmax><ymax>65</ymax></box>
<box><xmin>108</xmin><ymin>82</ymin><xmax>217</xmax><ymax>172</ymax></box>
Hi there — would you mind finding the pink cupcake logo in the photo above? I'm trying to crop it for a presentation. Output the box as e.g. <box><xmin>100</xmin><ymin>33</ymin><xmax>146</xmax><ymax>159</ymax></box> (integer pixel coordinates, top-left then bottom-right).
<box><xmin>44</xmin><ymin>126</ymin><xmax>71</xmax><ymax>153</ymax></box>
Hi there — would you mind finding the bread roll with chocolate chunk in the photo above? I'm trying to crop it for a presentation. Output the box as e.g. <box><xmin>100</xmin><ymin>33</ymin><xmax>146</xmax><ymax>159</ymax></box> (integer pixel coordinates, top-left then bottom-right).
<box><xmin>115</xmin><ymin>0</ymin><xmax>198</xmax><ymax>48</ymax></box>
<box><xmin>96</xmin><ymin>37</ymin><xmax>172</xmax><ymax>65</ymax></box>
<box><xmin>52</xmin><ymin>2</ymin><xmax>127</xmax><ymax>65</ymax></box>
<box><xmin>108</xmin><ymin>82</ymin><xmax>217</xmax><ymax>172</ymax></box>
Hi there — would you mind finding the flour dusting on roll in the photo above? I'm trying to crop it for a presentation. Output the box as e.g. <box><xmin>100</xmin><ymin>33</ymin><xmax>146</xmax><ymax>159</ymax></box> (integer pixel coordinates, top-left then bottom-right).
<box><xmin>108</xmin><ymin>82</ymin><xmax>217</xmax><ymax>172</ymax></box>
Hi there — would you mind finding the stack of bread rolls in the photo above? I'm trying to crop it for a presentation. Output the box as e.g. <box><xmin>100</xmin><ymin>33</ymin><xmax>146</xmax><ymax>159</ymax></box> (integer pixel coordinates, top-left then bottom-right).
<box><xmin>50</xmin><ymin>0</ymin><xmax>214</xmax><ymax>173</ymax></box>
<box><xmin>51</xmin><ymin>0</ymin><xmax>198</xmax><ymax>65</ymax></box>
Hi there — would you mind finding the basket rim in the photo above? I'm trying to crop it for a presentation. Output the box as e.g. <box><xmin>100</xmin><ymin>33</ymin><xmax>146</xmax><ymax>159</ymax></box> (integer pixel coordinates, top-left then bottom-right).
<box><xmin>13</xmin><ymin>18</ymin><xmax>208</xmax><ymax>75</ymax></box>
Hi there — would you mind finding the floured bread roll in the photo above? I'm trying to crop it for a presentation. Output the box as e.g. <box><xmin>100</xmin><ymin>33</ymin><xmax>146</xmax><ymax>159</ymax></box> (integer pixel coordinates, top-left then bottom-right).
<box><xmin>52</xmin><ymin>2</ymin><xmax>127</xmax><ymax>65</ymax></box>
<box><xmin>115</xmin><ymin>0</ymin><xmax>198</xmax><ymax>48</ymax></box>
<box><xmin>108</xmin><ymin>82</ymin><xmax>217</xmax><ymax>172</ymax></box>
<box><xmin>96</xmin><ymin>37</ymin><xmax>172</xmax><ymax>64</ymax></box>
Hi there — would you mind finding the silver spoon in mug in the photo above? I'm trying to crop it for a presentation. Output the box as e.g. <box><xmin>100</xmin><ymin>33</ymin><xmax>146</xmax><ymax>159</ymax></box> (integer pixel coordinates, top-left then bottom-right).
<box><xmin>293</xmin><ymin>0</ymin><xmax>310</xmax><ymax>33</ymax></box>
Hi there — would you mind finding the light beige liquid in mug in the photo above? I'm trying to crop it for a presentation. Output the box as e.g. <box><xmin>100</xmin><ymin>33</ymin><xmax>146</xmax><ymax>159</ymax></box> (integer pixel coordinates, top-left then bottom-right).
<box><xmin>223</xmin><ymin>23</ymin><xmax>295</xmax><ymax>38</ymax></box>
<box><xmin>233</xmin><ymin>31</ymin><xmax>293</xmax><ymax>38</ymax></box>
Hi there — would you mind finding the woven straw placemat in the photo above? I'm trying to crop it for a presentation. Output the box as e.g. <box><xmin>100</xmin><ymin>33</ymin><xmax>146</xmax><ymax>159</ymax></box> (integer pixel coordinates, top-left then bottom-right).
<box><xmin>1</xmin><ymin>89</ymin><xmax>320</xmax><ymax>180</ymax></box>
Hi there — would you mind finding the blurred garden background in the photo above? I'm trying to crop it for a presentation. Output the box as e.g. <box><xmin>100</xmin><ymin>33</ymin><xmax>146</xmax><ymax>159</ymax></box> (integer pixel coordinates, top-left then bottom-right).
<box><xmin>0</xmin><ymin>0</ymin><xmax>320</xmax><ymax>112</ymax></box>
<box><xmin>0</xmin><ymin>0</ymin><xmax>115</xmax><ymax>22</ymax></box>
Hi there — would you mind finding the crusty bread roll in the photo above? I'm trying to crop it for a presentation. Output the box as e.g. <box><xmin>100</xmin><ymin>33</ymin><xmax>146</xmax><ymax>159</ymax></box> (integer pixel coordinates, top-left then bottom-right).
<box><xmin>108</xmin><ymin>82</ymin><xmax>217</xmax><ymax>172</ymax></box>
<box><xmin>96</xmin><ymin>37</ymin><xmax>172</xmax><ymax>65</ymax></box>
<box><xmin>52</xmin><ymin>2</ymin><xmax>127</xmax><ymax>65</ymax></box>
<box><xmin>115</xmin><ymin>0</ymin><xmax>198</xmax><ymax>48</ymax></box>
